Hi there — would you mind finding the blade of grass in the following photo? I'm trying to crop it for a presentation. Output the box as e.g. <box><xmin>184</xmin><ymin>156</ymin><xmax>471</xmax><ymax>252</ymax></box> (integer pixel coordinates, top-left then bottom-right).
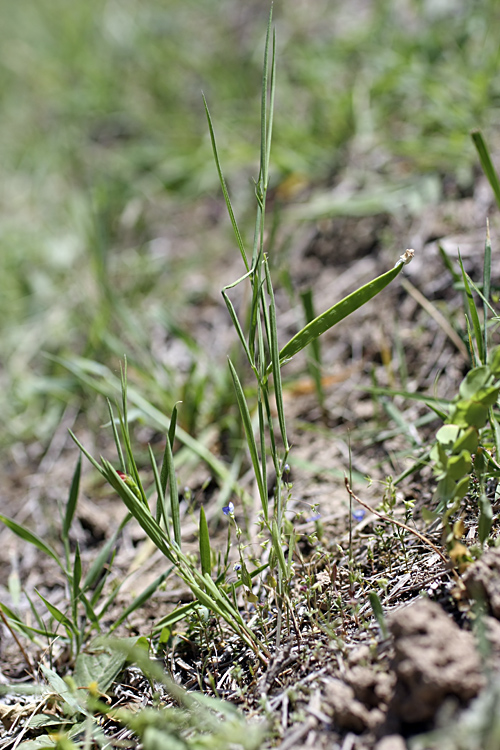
<box><xmin>227</xmin><ymin>359</ymin><xmax>267</xmax><ymax>515</ymax></box>
<box><xmin>63</xmin><ymin>455</ymin><xmax>81</xmax><ymax>542</ymax></box>
<box><xmin>277</xmin><ymin>255</ymin><xmax>411</xmax><ymax>367</ymax></box>
<box><xmin>109</xmin><ymin>568</ymin><xmax>173</xmax><ymax>632</ymax></box>
<box><xmin>199</xmin><ymin>506</ymin><xmax>212</xmax><ymax>578</ymax></box>
<box><xmin>106</xmin><ymin>399</ymin><xmax>126</xmax><ymax>474</ymax></box>
<box><xmin>264</xmin><ymin>257</ymin><xmax>288</xmax><ymax>452</ymax></box>
<box><xmin>203</xmin><ymin>95</ymin><xmax>248</xmax><ymax>272</ymax></box>
<box><xmin>484</xmin><ymin>220</ymin><xmax>492</xmax><ymax>360</ymax></box>
<box><xmin>471</xmin><ymin>130</ymin><xmax>500</xmax><ymax>210</ymax></box>
<box><xmin>459</xmin><ymin>252</ymin><xmax>484</xmax><ymax>364</ymax></box>
<box><xmin>0</xmin><ymin>515</ymin><xmax>63</xmax><ymax>572</ymax></box>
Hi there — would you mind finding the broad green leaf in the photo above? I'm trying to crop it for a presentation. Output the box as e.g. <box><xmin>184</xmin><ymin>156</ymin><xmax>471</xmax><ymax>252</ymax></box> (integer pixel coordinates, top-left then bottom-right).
<box><xmin>73</xmin><ymin>648</ymin><xmax>127</xmax><ymax>694</ymax></box>
<box><xmin>40</xmin><ymin>664</ymin><xmax>82</xmax><ymax>716</ymax></box>
<box><xmin>453</xmin><ymin>426</ymin><xmax>478</xmax><ymax>454</ymax></box>
<box><xmin>435</xmin><ymin>424</ymin><xmax>460</xmax><ymax>448</ymax></box>
<box><xmin>278</xmin><ymin>257</ymin><xmax>409</xmax><ymax>366</ymax></box>
<box><xmin>446</xmin><ymin>451</ymin><xmax>471</xmax><ymax>481</ymax></box>
<box><xmin>0</xmin><ymin>515</ymin><xmax>63</xmax><ymax>571</ymax></box>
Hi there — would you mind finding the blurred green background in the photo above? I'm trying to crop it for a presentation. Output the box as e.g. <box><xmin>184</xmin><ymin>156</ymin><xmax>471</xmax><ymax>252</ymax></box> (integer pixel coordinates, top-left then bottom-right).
<box><xmin>2</xmin><ymin>0</ymin><xmax>499</xmax><ymax>450</ymax></box>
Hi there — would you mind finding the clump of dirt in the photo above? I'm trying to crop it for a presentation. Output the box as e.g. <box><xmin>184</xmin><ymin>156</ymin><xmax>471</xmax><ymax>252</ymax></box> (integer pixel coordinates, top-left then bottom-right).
<box><xmin>387</xmin><ymin>598</ymin><xmax>484</xmax><ymax>725</ymax></box>
<box><xmin>463</xmin><ymin>548</ymin><xmax>500</xmax><ymax>618</ymax></box>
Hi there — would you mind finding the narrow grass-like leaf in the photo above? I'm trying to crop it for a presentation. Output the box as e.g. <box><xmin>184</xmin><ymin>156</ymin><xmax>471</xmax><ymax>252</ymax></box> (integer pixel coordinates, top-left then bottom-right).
<box><xmin>368</xmin><ymin>591</ymin><xmax>388</xmax><ymax>638</ymax></box>
<box><xmin>0</xmin><ymin>515</ymin><xmax>63</xmax><ymax>571</ymax></box>
<box><xmin>438</xmin><ymin>244</ymin><xmax>461</xmax><ymax>285</ymax></box>
<box><xmin>109</xmin><ymin>568</ymin><xmax>173</xmax><ymax>632</ymax></box>
<box><xmin>160</xmin><ymin>428</ymin><xmax>181</xmax><ymax>548</ymax></box>
<box><xmin>62</xmin><ymin>358</ymin><xmax>239</xmax><ymax>495</ymax></box>
<box><xmin>264</xmin><ymin>258</ymin><xmax>288</xmax><ymax>451</ymax></box>
<box><xmin>82</xmin><ymin>522</ymin><xmax>127</xmax><ymax>592</ymax></box>
<box><xmin>271</xmin><ymin>520</ymin><xmax>287</xmax><ymax>579</ymax></box>
<box><xmin>258</xmin><ymin>394</ymin><xmax>269</xmax><ymax>522</ymax></box>
<box><xmin>228</xmin><ymin>359</ymin><xmax>266</xmax><ymax>509</ymax></box>
<box><xmin>471</xmin><ymin>130</ymin><xmax>500</xmax><ymax>210</ymax></box>
<box><xmin>459</xmin><ymin>253</ymin><xmax>484</xmax><ymax>364</ymax></box>
<box><xmin>199</xmin><ymin>506</ymin><xmax>212</xmax><ymax>578</ymax></box>
<box><xmin>63</xmin><ymin>455</ymin><xmax>81</xmax><ymax>541</ymax></box>
<box><xmin>286</xmin><ymin>528</ymin><xmax>296</xmax><ymax>581</ymax></box>
<box><xmin>484</xmin><ymin>221</ymin><xmax>492</xmax><ymax>360</ymax></box>
<box><xmin>72</xmin><ymin>542</ymin><xmax>82</xmax><ymax>608</ymax></box>
<box><xmin>278</xmin><ymin>259</ymin><xmax>408</xmax><ymax>366</ymax></box>
<box><xmin>168</xmin><ymin>403</ymin><xmax>178</xmax><ymax>450</ymax></box>
<box><xmin>222</xmin><ymin>282</ymin><xmax>254</xmax><ymax>366</ymax></box>
<box><xmin>150</xmin><ymin>444</ymin><xmax>168</xmax><ymax>531</ymax></box>
<box><xmin>35</xmin><ymin>590</ymin><xmax>77</xmax><ymax>639</ymax></box>
<box><xmin>153</xmin><ymin>602</ymin><xmax>198</xmax><ymax>633</ymax></box>
<box><xmin>203</xmin><ymin>95</ymin><xmax>248</xmax><ymax>272</ymax></box>
<box><xmin>259</xmin><ymin>7</ymin><xmax>273</xmax><ymax>191</ymax></box>
<box><xmin>102</xmin><ymin>460</ymin><xmax>174</xmax><ymax>562</ymax></box>
<box><xmin>106</xmin><ymin>398</ymin><xmax>126</xmax><ymax>473</ymax></box>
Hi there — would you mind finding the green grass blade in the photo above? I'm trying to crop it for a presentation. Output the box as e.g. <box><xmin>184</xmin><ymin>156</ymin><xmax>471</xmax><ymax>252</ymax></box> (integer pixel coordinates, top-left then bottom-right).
<box><xmin>203</xmin><ymin>95</ymin><xmax>248</xmax><ymax>272</ymax></box>
<box><xmin>260</xmin><ymin>7</ymin><xmax>274</xmax><ymax>191</ymax></box>
<box><xmin>62</xmin><ymin>357</ymin><xmax>238</xmax><ymax>495</ymax></box>
<box><xmin>264</xmin><ymin>259</ymin><xmax>288</xmax><ymax>451</ymax></box>
<box><xmin>106</xmin><ymin>398</ymin><xmax>126</xmax><ymax>473</ymax></box>
<box><xmin>227</xmin><ymin>359</ymin><xmax>266</xmax><ymax>511</ymax></box>
<box><xmin>459</xmin><ymin>252</ymin><xmax>484</xmax><ymax>363</ymax></box>
<box><xmin>271</xmin><ymin>520</ymin><xmax>287</xmax><ymax>579</ymax></box>
<box><xmin>160</xmin><ymin>426</ymin><xmax>181</xmax><ymax>548</ymax></box>
<box><xmin>150</xmin><ymin>444</ymin><xmax>168</xmax><ymax>532</ymax></box>
<box><xmin>35</xmin><ymin>590</ymin><xmax>77</xmax><ymax>639</ymax></box>
<box><xmin>471</xmin><ymin>130</ymin><xmax>500</xmax><ymax>210</ymax></box>
<box><xmin>0</xmin><ymin>514</ymin><xmax>63</xmax><ymax>571</ymax></box>
<box><xmin>199</xmin><ymin>506</ymin><xmax>212</xmax><ymax>578</ymax></box>
<box><xmin>484</xmin><ymin>221</ymin><xmax>492</xmax><ymax>359</ymax></box>
<box><xmin>368</xmin><ymin>591</ymin><xmax>388</xmax><ymax>639</ymax></box>
<box><xmin>109</xmin><ymin>568</ymin><xmax>173</xmax><ymax>632</ymax></box>
<box><xmin>62</xmin><ymin>455</ymin><xmax>81</xmax><ymax>542</ymax></box>
<box><xmin>102</xmin><ymin>460</ymin><xmax>175</xmax><ymax>562</ymax></box>
<box><xmin>277</xmin><ymin>255</ymin><xmax>410</xmax><ymax>367</ymax></box>
<box><xmin>82</xmin><ymin>523</ymin><xmax>126</xmax><ymax>592</ymax></box>
<box><xmin>168</xmin><ymin>403</ymin><xmax>178</xmax><ymax>450</ymax></box>
<box><xmin>72</xmin><ymin>542</ymin><xmax>82</xmax><ymax>607</ymax></box>
<box><xmin>152</xmin><ymin>602</ymin><xmax>198</xmax><ymax>634</ymax></box>
<box><xmin>222</xmin><ymin>285</ymin><xmax>254</xmax><ymax>366</ymax></box>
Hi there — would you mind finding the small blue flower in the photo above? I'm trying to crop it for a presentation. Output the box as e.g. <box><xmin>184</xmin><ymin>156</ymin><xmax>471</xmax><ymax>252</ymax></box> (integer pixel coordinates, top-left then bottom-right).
<box><xmin>222</xmin><ymin>502</ymin><xmax>235</xmax><ymax>516</ymax></box>
<box><xmin>352</xmin><ymin>509</ymin><xmax>365</xmax><ymax>522</ymax></box>
<box><xmin>306</xmin><ymin>512</ymin><xmax>321</xmax><ymax>522</ymax></box>
<box><xmin>233</xmin><ymin>563</ymin><xmax>242</xmax><ymax>571</ymax></box>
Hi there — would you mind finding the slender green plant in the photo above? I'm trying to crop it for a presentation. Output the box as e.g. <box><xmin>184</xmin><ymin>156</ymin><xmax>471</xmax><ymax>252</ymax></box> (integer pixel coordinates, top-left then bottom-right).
<box><xmin>205</xmin><ymin>7</ymin><xmax>414</xmax><ymax>644</ymax></box>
